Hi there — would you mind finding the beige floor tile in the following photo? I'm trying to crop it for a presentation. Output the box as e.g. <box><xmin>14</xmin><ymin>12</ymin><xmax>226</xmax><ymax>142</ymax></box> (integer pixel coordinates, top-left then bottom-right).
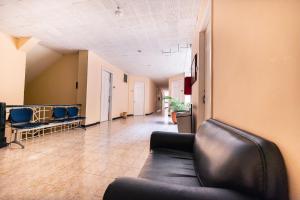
<box><xmin>0</xmin><ymin>114</ymin><xmax>177</xmax><ymax>199</ymax></box>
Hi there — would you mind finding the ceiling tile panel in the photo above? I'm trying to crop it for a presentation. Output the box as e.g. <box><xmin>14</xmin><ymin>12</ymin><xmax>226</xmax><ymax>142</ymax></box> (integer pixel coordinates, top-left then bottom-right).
<box><xmin>0</xmin><ymin>0</ymin><xmax>200</xmax><ymax>85</ymax></box>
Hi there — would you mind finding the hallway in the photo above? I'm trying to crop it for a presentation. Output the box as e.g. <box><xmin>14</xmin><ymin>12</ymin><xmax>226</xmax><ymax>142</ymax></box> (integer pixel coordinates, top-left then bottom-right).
<box><xmin>0</xmin><ymin>114</ymin><xmax>177</xmax><ymax>200</ymax></box>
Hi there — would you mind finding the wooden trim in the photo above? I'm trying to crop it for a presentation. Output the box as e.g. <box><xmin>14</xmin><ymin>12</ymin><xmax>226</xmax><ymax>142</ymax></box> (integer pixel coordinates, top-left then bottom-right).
<box><xmin>83</xmin><ymin>121</ymin><xmax>100</xmax><ymax>128</ymax></box>
<box><xmin>112</xmin><ymin>114</ymin><xmax>135</xmax><ymax>120</ymax></box>
<box><xmin>112</xmin><ymin>116</ymin><xmax>122</xmax><ymax>120</ymax></box>
<box><xmin>210</xmin><ymin>0</ymin><xmax>214</xmax><ymax>119</ymax></box>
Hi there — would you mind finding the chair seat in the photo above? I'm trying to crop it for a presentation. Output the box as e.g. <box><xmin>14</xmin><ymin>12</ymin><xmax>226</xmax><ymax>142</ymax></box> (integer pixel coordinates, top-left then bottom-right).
<box><xmin>66</xmin><ymin>116</ymin><xmax>85</xmax><ymax>121</ymax></box>
<box><xmin>139</xmin><ymin>148</ymin><xmax>200</xmax><ymax>187</ymax></box>
<box><xmin>52</xmin><ymin>116</ymin><xmax>85</xmax><ymax>123</ymax></box>
<box><xmin>51</xmin><ymin>118</ymin><xmax>67</xmax><ymax>123</ymax></box>
<box><xmin>11</xmin><ymin>122</ymin><xmax>43</xmax><ymax>129</ymax></box>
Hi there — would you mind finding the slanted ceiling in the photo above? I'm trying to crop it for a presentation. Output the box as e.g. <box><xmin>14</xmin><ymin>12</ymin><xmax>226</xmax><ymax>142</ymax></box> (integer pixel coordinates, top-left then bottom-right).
<box><xmin>0</xmin><ymin>0</ymin><xmax>200</xmax><ymax>86</ymax></box>
<box><xmin>25</xmin><ymin>43</ymin><xmax>62</xmax><ymax>83</ymax></box>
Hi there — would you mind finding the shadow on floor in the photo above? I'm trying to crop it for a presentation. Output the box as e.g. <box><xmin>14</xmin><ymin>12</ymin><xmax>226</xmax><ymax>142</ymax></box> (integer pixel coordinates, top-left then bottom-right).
<box><xmin>154</xmin><ymin>121</ymin><xmax>175</xmax><ymax>125</ymax></box>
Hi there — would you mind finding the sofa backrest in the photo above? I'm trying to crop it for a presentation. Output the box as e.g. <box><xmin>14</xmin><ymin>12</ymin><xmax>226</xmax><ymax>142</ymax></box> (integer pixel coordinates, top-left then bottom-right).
<box><xmin>193</xmin><ymin>119</ymin><xmax>289</xmax><ymax>200</ymax></box>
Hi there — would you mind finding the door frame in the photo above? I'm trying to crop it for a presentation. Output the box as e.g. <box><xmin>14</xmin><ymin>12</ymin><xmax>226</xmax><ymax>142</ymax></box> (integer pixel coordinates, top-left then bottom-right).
<box><xmin>133</xmin><ymin>81</ymin><xmax>145</xmax><ymax>116</ymax></box>
<box><xmin>171</xmin><ymin>79</ymin><xmax>184</xmax><ymax>102</ymax></box>
<box><xmin>202</xmin><ymin>3</ymin><xmax>212</xmax><ymax>120</ymax></box>
<box><xmin>204</xmin><ymin>26</ymin><xmax>212</xmax><ymax>120</ymax></box>
<box><xmin>100</xmin><ymin>69</ymin><xmax>113</xmax><ymax>122</ymax></box>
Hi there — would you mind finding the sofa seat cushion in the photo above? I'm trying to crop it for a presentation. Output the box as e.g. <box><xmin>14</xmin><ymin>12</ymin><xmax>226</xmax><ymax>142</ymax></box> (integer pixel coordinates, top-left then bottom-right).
<box><xmin>139</xmin><ymin>148</ymin><xmax>200</xmax><ymax>187</ymax></box>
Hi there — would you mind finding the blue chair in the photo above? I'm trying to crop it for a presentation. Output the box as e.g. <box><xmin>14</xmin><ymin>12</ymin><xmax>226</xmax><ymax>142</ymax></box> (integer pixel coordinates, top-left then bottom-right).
<box><xmin>10</xmin><ymin>108</ymin><xmax>32</xmax><ymax>124</ymax></box>
<box><xmin>52</xmin><ymin>107</ymin><xmax>67</xmax><ymax>122</ymax></box>
<box><xmin>66</xmin><ymin>107</ymin><xmax>85</xmax><ymax>120</ymax></box>
<box><xmin>9</xmin><ymin>108</ymin><xmax>42</xmax><ymax>148</ymax></box>
<box><xmin>9</xmin><ymin>108</ymin><xmax>42</xmax><ymax>129</ymax></box>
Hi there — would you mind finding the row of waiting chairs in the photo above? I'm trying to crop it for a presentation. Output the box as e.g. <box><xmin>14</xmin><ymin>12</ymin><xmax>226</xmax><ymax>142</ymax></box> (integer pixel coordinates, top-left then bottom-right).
<box><xmin>9</xmin><ymin>106</ymin><xmax>85</xmax><ymax>148</ymax></box>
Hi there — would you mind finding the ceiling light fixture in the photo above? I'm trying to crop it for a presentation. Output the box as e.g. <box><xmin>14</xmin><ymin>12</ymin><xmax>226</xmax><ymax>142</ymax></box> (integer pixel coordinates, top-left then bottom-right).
<box><xmin>162</xmin><ymin>43</ymin><xmax>191</xmax><ymax>56</ymax></box>
<box><xmin>114</xmin><ymin>6</ymin><xmax>123</xmax><ymax>16</ymax></box>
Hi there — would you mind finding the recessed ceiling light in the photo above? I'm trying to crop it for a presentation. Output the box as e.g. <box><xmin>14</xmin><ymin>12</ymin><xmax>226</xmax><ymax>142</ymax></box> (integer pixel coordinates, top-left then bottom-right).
<box><xmin>137</xmin><ymin>50</ymin><xmax>142</xmax><ymax>53</ymax></box>
<box><xmin>114</xmin><ymin>6</ymin><xmax>123</xmax><ymax>16</ymax></box>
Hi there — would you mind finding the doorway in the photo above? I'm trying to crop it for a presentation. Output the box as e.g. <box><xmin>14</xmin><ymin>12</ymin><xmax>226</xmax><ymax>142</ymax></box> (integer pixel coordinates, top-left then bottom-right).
<box><xmin>204</xmin><ymin>26</ymin><xmax>212</xmax><ymax>120</ymax></box>
<box><xmin>133</xmin><ymin>81</ymin><xmax>145</xmax><ymax>116</ymax></box>
<box><xmin>195</xmin><ymin>28</ymin><xmax>212</xmax><ymax>127</ymax></box>
<box><xmin>100</xmin><ymin>70</ymin><xmax>112</xmax><ymax>122</ymax></box>
<box><xmin>171</xmin><ymin>79</ymin><xmax>184</xmax><ymax>102</ymax></box>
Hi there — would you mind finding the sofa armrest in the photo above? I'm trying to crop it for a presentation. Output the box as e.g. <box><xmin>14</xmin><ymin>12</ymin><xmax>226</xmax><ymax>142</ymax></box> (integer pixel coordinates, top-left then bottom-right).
<box><xmin>150</xmin><ymin>131</ymin><xmax>194</xmax><ymax>152</ymax></box>
<box><xmin>103</xmin><ymin>177</ymin><xmax>256</xmax><ymax>200</ymax></box>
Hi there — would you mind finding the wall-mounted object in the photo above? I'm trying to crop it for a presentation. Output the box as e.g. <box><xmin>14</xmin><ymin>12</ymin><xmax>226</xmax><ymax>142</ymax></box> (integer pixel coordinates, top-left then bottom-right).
<box><xmin>191</xmin><ymin>54</ymin><xmax>198</xmax><ymax>85</ymax></box>
<box><xmin>123</xmin><ymin>74</ymin><xmax>128</xmax><ymax>83</ymax></box>
<box><xmin>114</xmin><ymin>6</ymin><xmax>123</xmax><ymax>16</ymax></box>
<box><xmin>0</xmin><ymin>102</ymin><xmax>8</xmax><ymax>148</ymax></box>
<box><xmin>184</xmin><ymin>77</ymin><xmax>192</xmax><ymax>95</ymax></box>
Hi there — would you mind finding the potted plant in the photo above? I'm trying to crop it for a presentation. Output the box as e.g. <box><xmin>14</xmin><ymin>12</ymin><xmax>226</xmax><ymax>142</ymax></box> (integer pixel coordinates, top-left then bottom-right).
<box><xmin>164</xmin><ymin>96</ymin><xmax>190</xmax><ymax>124</ymax></box>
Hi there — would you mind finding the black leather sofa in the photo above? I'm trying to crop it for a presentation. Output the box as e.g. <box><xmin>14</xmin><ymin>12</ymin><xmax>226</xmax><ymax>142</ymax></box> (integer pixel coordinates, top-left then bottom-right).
<box><xmin>103</xmin><ymin>119</ymin><xmax>289</xmax><ymax>200</ymax></box>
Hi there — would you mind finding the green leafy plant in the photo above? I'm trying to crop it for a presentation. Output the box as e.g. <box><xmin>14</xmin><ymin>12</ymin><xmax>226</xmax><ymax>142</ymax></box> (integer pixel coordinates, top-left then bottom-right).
<box><xmin>164</xmin><ymin>96</ymin><xmax>190</xmax><ymax>112</ymax></box>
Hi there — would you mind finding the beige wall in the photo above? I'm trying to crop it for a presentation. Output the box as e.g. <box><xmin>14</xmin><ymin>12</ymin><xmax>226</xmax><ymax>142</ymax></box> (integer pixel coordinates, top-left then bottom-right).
<box><xmin>84</xmin><ymin>51</ymin><xmax>129</xmax><ymax>124</ymax></box>
<box><xmin>156</xmin><ymin>88</ymin><xmax>163</xmax><ymax>111</ymax></box>
<box><xmin>77</xmin><ymin>51</ymin><xmax>89</xmax><ymax>118</ymax></box>
<box><xmin>24</xmin><ymin>53</ymin><xmax>79</xmax><ymax>105</ymax></box>
<box><xmin>128</xmin><ymin>75</ymin><xmax>157</xmax><ymax>115</ymax></box>
<box><xmin>148</xmin><ymin>79</ymin><xmax>157</xmax><ymax>114</ymax></box>
<box><xmin>0</xmin><ymin>32</ymin><xmax>26</xmax><ymax>105</ymax></box>
<box><xmin>212</xmin><ymin>1</ymin><xmax>300</xmax><ymax>199</ymax></box>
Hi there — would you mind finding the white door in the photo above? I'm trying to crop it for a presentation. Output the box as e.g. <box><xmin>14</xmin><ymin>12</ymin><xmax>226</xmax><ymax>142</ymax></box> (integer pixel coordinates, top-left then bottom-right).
<box><xmin>171</xmin><ymin>79</ymin><xmax>184</xmax><ymax>102</ymax></box>
<box><xmin>134</xmin><ymin>82</ymin><xmax>145</xmax><ymax>116</ymax></box>
<box><xmin>101</xmin><ymin>70</ymin><xmax>112</xmax><ymax>122</ymax></box>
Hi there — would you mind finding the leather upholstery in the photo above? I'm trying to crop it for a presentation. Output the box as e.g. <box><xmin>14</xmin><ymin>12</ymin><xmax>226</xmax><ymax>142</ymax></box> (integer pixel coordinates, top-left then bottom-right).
<box><xmin>103</xmin><ymin>119</ymin><xmax>289</xmax><ymax>200</ymax></box>
<box><xmin>150</xmin><ymin>131</ymin><xmax>194</xmax><ymax>152</ymax></box>
<box><xmin>104</xmin><ymin>177</ymin><xmax>256</xmax><ymax>200</ymax></box>
<box><xmin>139</xmin><ymin>149</ymin><xmax>200</xmax><ymax>187</ymax></box>
<box><xmin>193</xmin><ymin>120</ymin><xmax>289</xmax><ymax>200</ymax></box>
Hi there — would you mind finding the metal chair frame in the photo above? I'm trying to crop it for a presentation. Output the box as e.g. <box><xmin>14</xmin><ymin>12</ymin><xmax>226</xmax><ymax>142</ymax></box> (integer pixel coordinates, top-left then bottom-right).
<box><xmin>6</xmin><ymin>105</ymin><xmax>84</xmax><ymax>149</ymax></box>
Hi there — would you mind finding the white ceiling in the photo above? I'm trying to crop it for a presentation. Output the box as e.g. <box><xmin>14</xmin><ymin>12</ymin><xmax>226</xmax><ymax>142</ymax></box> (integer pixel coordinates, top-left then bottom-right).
<box><xmin>0</xmin><ymin>0</ymin><xmax>200</xmax><ymax>86</ymax></box>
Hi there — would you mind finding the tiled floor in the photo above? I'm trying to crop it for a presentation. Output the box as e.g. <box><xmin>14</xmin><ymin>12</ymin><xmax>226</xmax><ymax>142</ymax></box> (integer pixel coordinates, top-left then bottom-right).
<box><xmin>0</xmin><ymin>113</ymin><xmax>177</xmax><ymax>200</ymax></box>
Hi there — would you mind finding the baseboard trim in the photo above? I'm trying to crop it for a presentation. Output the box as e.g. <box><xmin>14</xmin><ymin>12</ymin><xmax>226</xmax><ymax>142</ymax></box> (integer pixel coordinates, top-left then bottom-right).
<box><xmin>112</xmin><ymin>116</ymin><xmax>123</xmax><ymax>120</ymax></box>
<box><xmin>113</xmin><ymin>114</ymin><xmax>134</xmax><ymax>120</ymax></box>
<box><xmin>83</xmin><ymin>122</ymin><xmax>100</xmax><ymax>128</ymax></box>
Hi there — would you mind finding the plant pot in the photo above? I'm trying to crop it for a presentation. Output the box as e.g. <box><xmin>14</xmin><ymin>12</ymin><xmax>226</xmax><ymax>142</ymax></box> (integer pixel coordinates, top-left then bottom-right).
<box><xmin>171</xmin><ymin>112</ymin><xmax>177</xmax><ymax>124</ymax></box>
